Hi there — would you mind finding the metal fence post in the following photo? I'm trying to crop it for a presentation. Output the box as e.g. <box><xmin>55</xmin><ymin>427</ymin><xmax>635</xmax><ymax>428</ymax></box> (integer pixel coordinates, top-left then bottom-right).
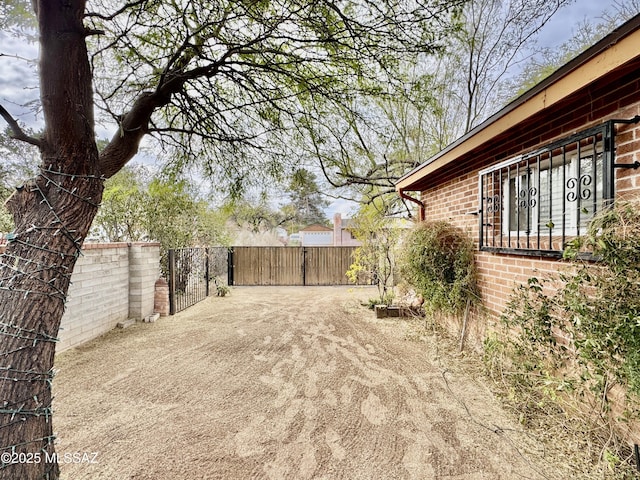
<box><xmin>227</xmin><ymin>248</ymin><xmax>234</xmax><ymax>286</ymax></box>
<box><xmin>302</xmin><ymin>247</ymin><xmax>307</xmax><ymax>286</ymax></box>
<box><xmin>168</xmin><ymin>249</ymin><xmax>176</xmax><ymax>315</ymax></box>
<box><xmin>205</xmin><ymin>247</ymin><xmax>210</xmax><ymax>297</ymax></box>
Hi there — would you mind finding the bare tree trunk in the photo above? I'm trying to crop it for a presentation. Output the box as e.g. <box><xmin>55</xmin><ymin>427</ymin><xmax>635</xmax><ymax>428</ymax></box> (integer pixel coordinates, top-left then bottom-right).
<box><xmin>0</xmin><ymin>2</ymin><xmax>102</xmax><ymax>479</ymax></box>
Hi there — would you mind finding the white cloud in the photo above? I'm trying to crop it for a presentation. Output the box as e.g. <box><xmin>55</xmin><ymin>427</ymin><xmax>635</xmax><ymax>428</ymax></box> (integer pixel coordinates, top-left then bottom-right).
<box><xmin>0</xmin><ymin>31</ymin><xmax>40</xmax><ymax>127</ymax></box>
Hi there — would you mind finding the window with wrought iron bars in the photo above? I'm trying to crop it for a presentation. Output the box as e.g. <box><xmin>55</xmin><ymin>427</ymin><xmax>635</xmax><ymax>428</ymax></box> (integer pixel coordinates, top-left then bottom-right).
<box><xmin>478</xmin><ymin>122</ymin><xmax>616</xmax><ymax>256</ymax></box>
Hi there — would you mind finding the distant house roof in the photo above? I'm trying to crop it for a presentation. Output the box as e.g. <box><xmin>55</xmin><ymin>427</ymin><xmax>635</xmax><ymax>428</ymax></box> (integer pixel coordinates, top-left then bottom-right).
<box><xmin>396</xmin><ymin>13</ymin><xmax>640</xmax><ymax>192</ymax></box>
<box><xmin>301</xmin><ymin>223</ymin><xmax>332</xmax><ymax>232</ymax></box>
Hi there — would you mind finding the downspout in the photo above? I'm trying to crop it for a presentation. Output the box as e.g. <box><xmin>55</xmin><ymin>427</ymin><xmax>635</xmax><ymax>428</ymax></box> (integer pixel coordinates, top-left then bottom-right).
<box><xmin>399</xmin><ymin>188</ymin><xmax>425</xmax><ymax>222</ymax></box>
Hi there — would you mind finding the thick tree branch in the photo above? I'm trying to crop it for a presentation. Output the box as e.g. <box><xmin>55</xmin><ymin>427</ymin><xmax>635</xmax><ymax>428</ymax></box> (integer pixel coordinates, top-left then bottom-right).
<box><xmin>98</xmin><ymin>27</ymin><xmax>238</xmax><ymax>178</ymax></box>
<box><xmin>0</xmin><ymin>104</ymin><xmax>41</xmax><ymax>148</ymax></box>
<box><xmin>84</xmin><ymin>0</ymin><xmax>148</xmax><ymax>21</ymax></box>
<box><xmin>98</xmin><ymin>91</ymin><xmax>159</xmax><ymax>178</ymax></box>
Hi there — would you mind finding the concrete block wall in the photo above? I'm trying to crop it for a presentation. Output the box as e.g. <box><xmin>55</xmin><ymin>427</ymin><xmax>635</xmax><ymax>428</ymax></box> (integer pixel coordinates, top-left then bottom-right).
<box><xmin>127</xmin><ymin>244</ymin><xmax>160</xmax><ymax>321</ymax></box>
<box><xmin>58</xmin><ymin>242</ymin><xmax>160</xmax><ymax>352</ymax></box>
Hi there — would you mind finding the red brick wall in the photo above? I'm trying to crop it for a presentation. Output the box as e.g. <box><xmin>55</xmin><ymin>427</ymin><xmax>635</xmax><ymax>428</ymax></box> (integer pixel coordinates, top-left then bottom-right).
<box><xmin>475</xmin><ymin>252</ymin><xmax>566</xmax><ymax>319</ymax></box>
<box><xmin>419</xmin><ymin>99</ymin><xmax>640</xmax><ymax>348</ymax></box>
<box><xmin>413</xmin><ymin>70</ymin><xmax>640</xmax><ymax>446</ymax></box>
<box><xmin>615</xmin><ymin>107</ymin><xmax>640</xmax><ymax>201</ymax></box>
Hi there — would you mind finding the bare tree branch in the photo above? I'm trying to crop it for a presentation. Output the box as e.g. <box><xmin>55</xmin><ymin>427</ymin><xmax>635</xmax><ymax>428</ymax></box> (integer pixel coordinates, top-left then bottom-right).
<box><xmin>0</xmin><ymin>104</ymin><xmax>41</xmax><ymax>148</ymax></box>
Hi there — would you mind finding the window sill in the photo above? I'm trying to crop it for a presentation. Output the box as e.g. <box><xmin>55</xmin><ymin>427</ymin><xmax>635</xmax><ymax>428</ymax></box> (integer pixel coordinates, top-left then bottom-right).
<box><xmin>480</xmin><ymin>246</ymin><xmax>564</xmax><ymax>258</ymax></box>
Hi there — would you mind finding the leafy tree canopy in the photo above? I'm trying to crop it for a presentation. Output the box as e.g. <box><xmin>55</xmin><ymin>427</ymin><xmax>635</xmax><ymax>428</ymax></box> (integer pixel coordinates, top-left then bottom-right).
<box><xmin>507</xmin><ymin>0</ymin><xmax>640</xmax><ymax>98</ymax></box>
<box><xmin>0</xmin><ymin>127</ymin><xmax>39</xmax><ymax>233</ymax></box>
<box><xmin>0</xmin><ymin>2</ymin><xmax>472</xmax><ymax>479</ymax></box>
<box><xmin>0</xmin><ymin>0</ymin><xmax>37</xmax><ymax>32</ymax></box>
<box><xmin>92</xmin><ymin>165</ymin><xmax>230</xmax><ymax>248</ymax></box>
<box><xmin>291</xmin><ymin>0</ymin><xmax>576</xmax><ymax>217</ymax></box>
<box><xmin>81</xmin><ymin>0</ymin><xmax>463</xmax><ymax>193</ymax></box>
<box><xmin>223</xmin><ymin>194</ymin><xmax>286</xmax><ymax>234</ymax></box>
<box><xmin>281</xmin><ymin>168</ymin><xmax>329</xmax><ymax>230</ymax></box>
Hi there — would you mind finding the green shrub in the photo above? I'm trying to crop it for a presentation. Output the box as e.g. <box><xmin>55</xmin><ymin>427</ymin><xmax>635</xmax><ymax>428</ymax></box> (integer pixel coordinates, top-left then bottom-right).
<box><xmin>563</xmin><ymin>203</ymin><xmax>640</xmax><ymax>398</ymax></box>
<box><xmin>490</xmin><ymin>202</ymin><xmax>640</xmax><ymax>477</ymax></box>
<box><xmin>400</xmin><ymin>221</ymin><xmax>478</xmax><ymax>315</ymax></box>
<box><xmin>499</xmin><ymin>202</ymin><xmax>640</xmax><ymax>398</ymax></box>
<box><xmin>214</xmin><ymin>277</ymin><xmax>230</xmax><ymax>297</ymax></box>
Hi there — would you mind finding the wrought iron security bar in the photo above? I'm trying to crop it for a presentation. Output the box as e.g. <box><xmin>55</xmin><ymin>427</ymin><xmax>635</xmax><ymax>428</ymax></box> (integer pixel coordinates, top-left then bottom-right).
<box><xmin>479</xmin><ymin>122</ymin><xmax>616</xmax><ymax>256</ymax></box>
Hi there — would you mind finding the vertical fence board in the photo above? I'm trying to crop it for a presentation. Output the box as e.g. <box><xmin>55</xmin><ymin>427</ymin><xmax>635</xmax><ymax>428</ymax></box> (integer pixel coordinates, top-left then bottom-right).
<box><xmin>166</xmin><ymin>245</ymin><xmax>364</xmax><ymax>313</ymax></box>
<box><xmin>230</xmin><ymin>246</ymin><xmax>356</xmax><ymax>286</ymax></box>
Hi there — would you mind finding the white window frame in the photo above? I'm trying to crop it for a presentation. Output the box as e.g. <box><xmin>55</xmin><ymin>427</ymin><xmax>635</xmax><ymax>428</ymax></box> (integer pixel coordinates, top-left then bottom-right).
<box><xmin>502</xmin><ymin>166</ymin><xmax>538</xmax><ymax>237</ymax></box>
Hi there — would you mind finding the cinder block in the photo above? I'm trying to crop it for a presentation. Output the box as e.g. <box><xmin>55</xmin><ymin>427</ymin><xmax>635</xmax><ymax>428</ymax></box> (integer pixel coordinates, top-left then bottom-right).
<box><xmin>143</xmin><ymin>313</ymin><xmax>160</xmax><ymax>323</ymax></box>
<box><xmin>58</xmin><ymin>243</ymin><xmax>160</xmax><ymax>350</ymax></box>
<box><xmin>117</xmin><ymin>319</ymin><xmax>136</xmax><ymax>329</ymax></box>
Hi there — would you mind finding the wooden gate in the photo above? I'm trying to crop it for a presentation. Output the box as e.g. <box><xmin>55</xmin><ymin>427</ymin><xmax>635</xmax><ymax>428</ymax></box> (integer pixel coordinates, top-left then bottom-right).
<box><xmin>230</xmin><ymin>246</ymin><xmax>357</xmax><ymax>286</ymax></box>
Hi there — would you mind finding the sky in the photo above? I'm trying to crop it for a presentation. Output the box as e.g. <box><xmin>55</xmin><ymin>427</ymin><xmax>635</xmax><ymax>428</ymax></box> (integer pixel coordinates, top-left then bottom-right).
<box><xmin>0</xmin><ymin>0</ymin><xmax>633</xmax><ymax>217</ymax></box>
<box><xmin>537</xmin><ymin>0</ymin><xmax>622</xmax><ymax>46</ymax></box>
<box><xmin>0</xmin><ymin>33</ymin><xmax>39</xmax><ymax>127</ymax></box>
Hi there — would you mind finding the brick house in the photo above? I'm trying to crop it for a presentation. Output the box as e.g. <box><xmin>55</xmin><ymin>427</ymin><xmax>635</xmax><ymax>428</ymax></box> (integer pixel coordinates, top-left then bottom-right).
<box><xmin>332</xmin><ymin>213</ymin><xmax>361</xmax><ymax>246</ymax></box>
<box><xmin>396</xmin><ymin>14</ymin><xmax>640</xmax><ymax>345</ymax></box>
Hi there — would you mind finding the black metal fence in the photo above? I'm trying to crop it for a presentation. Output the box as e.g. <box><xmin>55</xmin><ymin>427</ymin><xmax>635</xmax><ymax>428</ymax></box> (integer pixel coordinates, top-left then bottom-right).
<box><xmin>167</xmin><ymin>247</ymin><xmax>229</xmax><ymax>314</ymax></box>
<box><xmin>209</xmin><ymin>247</ymin><xmax>230</xmax><ymax>284</ymax></box>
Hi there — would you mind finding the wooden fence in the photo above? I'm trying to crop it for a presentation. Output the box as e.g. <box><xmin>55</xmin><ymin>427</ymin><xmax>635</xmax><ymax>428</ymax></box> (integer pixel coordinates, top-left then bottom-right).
<box><xmin>230</xmin><ymin>246</ymin><xmax>357</xmax><ymax>286</ymax></box>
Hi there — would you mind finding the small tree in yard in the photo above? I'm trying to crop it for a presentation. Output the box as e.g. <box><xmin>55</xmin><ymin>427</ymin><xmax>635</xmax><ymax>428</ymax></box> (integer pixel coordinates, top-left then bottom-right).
<box><xmin>347</xmin><ymin>199</ymin><xmax>405</xmax><ymax>305</ymax></box>
<box><xmin>281</xmin><ymin>168</ymin><xmax>330</xmax><ymax>232</ymax></box>
<box><xmin>91</xmin><ymin>166</ymin><xmax>149</xmax><ymax>242</ymax></box>
<box><xmin>0</xmin><ymin>2</ymin><xmax>462</xmax><ymax>478</ymax></box>
<box><xmin>93</xmin><ymin>167</ymin><xmax>231</xmax><ymax>281</ymax></box>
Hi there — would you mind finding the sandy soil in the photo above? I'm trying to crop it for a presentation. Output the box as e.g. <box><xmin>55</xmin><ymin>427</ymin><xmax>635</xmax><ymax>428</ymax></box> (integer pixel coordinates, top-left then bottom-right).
<box><xmin>52</xmin><ymin>286</ymin><xmax>569</xmax><ymax>479</ymax></box>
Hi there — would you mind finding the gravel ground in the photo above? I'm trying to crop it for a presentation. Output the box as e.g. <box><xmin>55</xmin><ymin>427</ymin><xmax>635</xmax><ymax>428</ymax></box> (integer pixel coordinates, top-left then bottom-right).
<box><xmin>52</xmin><ymin>286</ymin><xmax>570</xmax><ymax>479</ymax></box>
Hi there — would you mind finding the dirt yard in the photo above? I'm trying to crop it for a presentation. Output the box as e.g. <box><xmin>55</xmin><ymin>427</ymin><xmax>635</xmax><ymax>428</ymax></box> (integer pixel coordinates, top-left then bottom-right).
<box><xmin>53</xmin><ymin>286</ymin><xmax>570</xmax><ymax>479</ymax></box>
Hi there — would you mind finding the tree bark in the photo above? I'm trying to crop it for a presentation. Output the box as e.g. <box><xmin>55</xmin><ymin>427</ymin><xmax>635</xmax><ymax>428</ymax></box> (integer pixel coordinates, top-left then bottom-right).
<box><xmin>0</xmin><ymin>2</ymin><xmax>102</xmax><ymax>479</ymax></box>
